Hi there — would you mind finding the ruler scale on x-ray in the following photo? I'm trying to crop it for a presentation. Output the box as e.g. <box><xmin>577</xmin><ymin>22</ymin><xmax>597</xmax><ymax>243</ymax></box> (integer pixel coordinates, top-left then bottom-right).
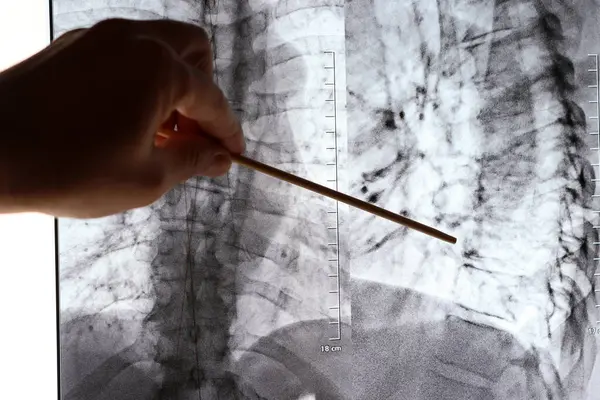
<box><xmin>323</xmin><ymin>50</ymin><xmax>342</xmax><ymax>342</ymax></box>
<box><xmin>589</xmin><ymin>54</ymin><xmax>600</xmax><ymax>329</ymax></box>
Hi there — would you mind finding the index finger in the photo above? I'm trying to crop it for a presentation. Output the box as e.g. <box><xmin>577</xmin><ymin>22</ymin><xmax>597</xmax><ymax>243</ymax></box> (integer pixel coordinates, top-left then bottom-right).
<box><xmin>172</xmin><ymin>61</ymin><xmax>245</xmax><ymax>154</ymax></box>
<box><xmin>122</xmin><ymin>19</ymin><xmax>245</xmax><ymax>153</ymax></box>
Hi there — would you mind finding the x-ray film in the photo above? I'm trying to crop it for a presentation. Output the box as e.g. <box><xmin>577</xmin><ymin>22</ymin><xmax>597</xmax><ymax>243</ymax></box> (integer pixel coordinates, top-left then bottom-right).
<box><xmin>54</xmin><ymin>1</ymin><xmax>600</xmax><ymax>399</ymax></box>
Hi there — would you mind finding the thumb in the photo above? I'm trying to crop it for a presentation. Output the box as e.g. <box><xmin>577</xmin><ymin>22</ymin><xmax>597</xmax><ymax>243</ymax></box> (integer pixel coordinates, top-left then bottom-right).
<box><xmin>152</xmin><ymin>133</ymin><xmax>233</xmax><ymax>184</ymax></box>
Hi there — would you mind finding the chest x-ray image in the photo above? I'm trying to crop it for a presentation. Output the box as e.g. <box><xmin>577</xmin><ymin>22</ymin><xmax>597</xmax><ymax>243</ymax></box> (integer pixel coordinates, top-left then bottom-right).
<box><xmin>55</xmin><ymin>0</ymin><xmax>600</xmax><ymax>399</ymax></box>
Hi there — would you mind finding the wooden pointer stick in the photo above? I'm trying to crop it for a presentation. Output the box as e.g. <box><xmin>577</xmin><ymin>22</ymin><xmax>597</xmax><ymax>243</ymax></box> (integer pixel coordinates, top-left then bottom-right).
<box><xmin>157</xmin><ymin>129</ymin><xmax>457</xmax><ymax>244</ymax></box>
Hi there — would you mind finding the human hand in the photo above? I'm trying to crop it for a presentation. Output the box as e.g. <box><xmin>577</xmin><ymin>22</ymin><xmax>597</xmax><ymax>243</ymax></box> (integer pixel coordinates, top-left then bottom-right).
<box><xmin>0</xmin><ymin>18</ymin><xmax>244</xmax><ymax>218</ymax></box>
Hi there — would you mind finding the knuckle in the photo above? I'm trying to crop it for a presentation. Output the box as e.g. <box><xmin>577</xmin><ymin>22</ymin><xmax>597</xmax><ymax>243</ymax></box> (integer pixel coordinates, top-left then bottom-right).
<box><xmin>132</xmin><ymin>37</ymin><xmax>172</xmax><ymax>63</ymax></box>
<box><xmin>211</xmin><ymin>88</ymin><xmax>229</xmax><ymax>113</ymax></box>
<box><xmin>128</xmin><ymin>37</ymin><xmax>176</xmax><ymax>82</ymax></box>
<box><xmin>185</xmin><ymin>147</ymin><xmax>204</xmax><ymax>169</ymax></box>
<box><xmin>169</xmin><ymin>19</ymin><xmax>210</xmax><ymax>48</ymax></box>
<box><xmin>179</xmin><ymin>144</ymin><xmax>213</xmax><ymax>176</ymax></box>
<box><xmin>178</xmin><ymin>20</ymin><xmax>210</xmax><ymax>42</ymax></box>
<box><xmin>54</xmin><ymin>28</ymin><xmax>86</xmax><ymax>44</ymax></box>
<box><xmin>90</xmin><ymin>18</ymin><xmax>133</xmax><ymax>36</ymax></box>
<box><xmin>192</xmin><ymin>25</ymin><xmax>210</xmax><ymax>47</ymax></box>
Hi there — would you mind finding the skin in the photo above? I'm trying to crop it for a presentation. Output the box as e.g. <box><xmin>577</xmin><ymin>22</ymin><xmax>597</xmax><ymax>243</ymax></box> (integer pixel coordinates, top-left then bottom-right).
<box><xmin>0</xmin><ymin>18</ymin><xmax>245</xmax><ymax>218</ymax></box>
